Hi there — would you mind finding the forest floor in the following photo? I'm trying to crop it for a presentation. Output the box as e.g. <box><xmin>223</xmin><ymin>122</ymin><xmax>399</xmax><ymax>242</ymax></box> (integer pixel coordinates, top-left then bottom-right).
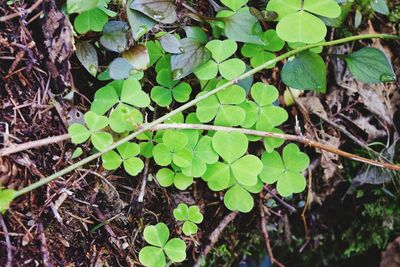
<box><xmin>1</xmin><ymin>1</ymin><xmax>400</xmax><ymax>267</ymax></box>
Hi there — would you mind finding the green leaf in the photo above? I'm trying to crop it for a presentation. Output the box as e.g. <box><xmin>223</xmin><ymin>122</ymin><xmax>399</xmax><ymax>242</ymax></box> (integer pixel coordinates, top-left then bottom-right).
<box><xmin>0</xmin><ymin>189</ymin><xmax>17</xmax><ymax>214</ymax></box>
<box><xmin>67</xmin><ymin>0</ymin><xmax>99</xmax><ymax>14</ymax></box>
<box><xmin>202</xmin><ymin>162</ymin><xmax>231</xmax><ymax>190</ymax></box>
<box><xmin>156</xmin><ymin>168</ymin><xmax>174</xmax><ymax>187</ymax></box>
<box><xmin>264</xmin><ymin>128</ymin><xmax>285</xmax><ymax>153</ymax></box>
<box><xmin>221</xmin><ymin>0</ymin><xmax>248</xmax><ymax>11</ymax></box>
<box><xmin>344</xmin><ymin>47</ymin><xmax>396</xmax><ymax>84</ymax></box>
<box><xmin>260</xmin><ymin>144</ymin><xmax>309</xmax><ymax>197</ymax></box>
<box><xmin>212</xmin><ymin>131</ymin><xmax>248</xmax><ymax>163</ymax></box>
<box><xmin>164</xmin><ymin>238</ymin><xmax>187</xmax><ymax>262</ymax></box>
<box><xmin>171</xmin><ymin>38</ymin><xmax>211</xmax><ymax>80</ymax></box>
<box><xmin>188</xmin><ymin>206</ymin><xmax>203</xmax><ymax>223</ymax></box>
<box><xmin>173</xmin><ymin>203</ymin><xmax>189</xmax><ymax>221</ymax></box>
<box><xmin>194</xmin><ymin>60</ymin><xmax>219</xmax><ymax>80</ymax></box>
<box><xmin>124</xmin><ymin>157</ymin><xmax>144</xmax><ymax>176</ymax></box>
<box><xmin>71</xmin><ymin>147</ymin><xmax>83</xmax><ymax>159</ymax></box>
<box><xmin>163</xmin><ymin>131</ymin><xmax>188</xmax><ymax>150</ymax></box>
<box><xmin>68</xmin><ymin>124</ymin><xmax>90</xmax><ymax>144</ymax></box>
<box><xmin>302</xmin><ymin>0</ymin><xmax>341</xmax><ymax>18</ymax></box>
<box><xmin>91</xmin><ymin>85</ymin><xmax>119</xmax><ymax>115</ymax></box>
<box><xmin>172</xmin><ymin>82</ymin><xmax>191</xmax><ymax>103</ymax></box>
<box><xmin>108</xmin><ymin>58</ymin><xmax>133</xmax><ymax>80</ymax></box>
<box><xmin>74</xmin><ymin>8</ymin><xmax>108</xmax><ymax>34</ymax></box>
<box><xmin>281</xmin><ymin>51</ymin><xmax>326</xmax><ymax>92</ymax></box>
<box><xmin>143</xmin><ymin>222</ymin><xmax>169</xmax><ymax>247</ymax></box>
<box><xmin>230</xmin><ymin>155</ymin><xmax>263</xmax><ymax>186</ymax></box>
<box><xmin>130</xmin><ymin>0</ymin><xmax>177</xmax><ymax>24</ymax></box>
<box><xmin>121</xmin><ymin>77</ymin><xmax>150</xmax><ymax>107</ymax></box>
<box><xmin>266</xmin><ymin>0</ymin><xmax>300</xmax><ymax>19</ymax></box>
<box><xmin>182</xmin><ymin>221</ymin><xmax>198</xmax><ymax>236</ymax></box>
<box><xmin>173</xmin><ymin>172</ymin><xmax>193</xmax><ymax>190</ymax></box>
<box><xmin>206</xmin><ymin>39</ymin><xmax>238</xmax><ymax>63</ymax></box>
<box><xmin>100</xmin><ymin>21</ymin><xmax>128</xmax><ymax>52</ymax></box>
<box><xmin>220</xmin><ymin>8</ymin><xmax>265</xmax><ymax>45</ymax></box>
<box><xmin>151</xmin><ymin>86</ymin><xmax>172</xmax><ymax>107</ymax></box>
<box><xmin>219</xmin><ymin>58</ymin><xmax>246</xmax><ymax>80</ymax></box>
<box><xmin>153</xmin><ymin>144</ymin><xmax>173</xmax><ymax>166</ymax></box>
<box><xmin>140</xmin><ymin>142</ymin><xmax>154</xmax><ymax>158</ymax></box>
<box><xmin>102</xmin><ymin>150</ymin><xmax>123</xmax><ymax>170</ymax></box>
<box><xmin>182</xmin><ymin>135</ymin><xmax>218</xmax><ymax>177</ymax></box>
<box><xmin>184</xmin><ymin>26</ymin><xmax>208</xmax><ymax>44</ymax></box>
<box><xmin>84</xmin><ymin>111</ymin><xmax>108</xmax><ymax>131</ymax></box>
<box><xmin>76</xmin><ymin>41</ymin><xmax>98</xmax><ymax>76</ymax></box>
<box><xmin>282</xmin><ymin>143</ymin><xmax>310</xmax><ymax>172</ymax></box>
<box><xmin>139</xmin><ymin>246</ymin><xmax>166</xmax><ymax>267</ymax></box>
<box><xmin>370</xmin><ymin>0</ymin><xmax>389</xmax><ymax>15</ymax></box>
<box><xmin>276</xmin><ymin>10</ymin><xmax>326</xmax><ymax>43</ymax></box>
<box><xmin>127</xmin><ymin>0</ymin><xmax>156</xmax><ymax>40</ymax></box>
<box><xmin>172</xmin><ymin>148</ymin><xmax>193</xmax><ymax>168</ymax></box>
<box><xmin>196</xmin><ymin>83</ymin><xmax>246</xmax><ymax>126</ymax></box>
<box><xmin>224</xmin><ymin>184</ymin><xmax>254</xmax><ymax>213</ymax></box>
<box><xmin>91</xmin><ymin>132</ymin><xmax>113</xmax><ymax>152</ymax></box>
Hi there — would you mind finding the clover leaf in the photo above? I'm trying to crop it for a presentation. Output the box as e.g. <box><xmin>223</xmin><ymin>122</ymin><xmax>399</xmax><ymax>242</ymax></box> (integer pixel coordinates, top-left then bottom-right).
<box><xmin>196</xmin><ymin>81</ymin><xmax>246</xmax><ymax>126</ymax></box>
<box><xmin>241</xmin><ymin>30</ymin><xmax>285</xmax><ymax>68</ymax></box>
<box><xmin>90</xmin><ymin>77</ymin><xmax>150</xmax><ymax>133</ymax></box>
<box><xmin>0</xmin><ymin>188</ymin><xmax>17</xmax><ymax>214</ymax></box>
<box><xmin>68</xmin><ymin>111</ymin><xmax>113</xmax><ymax>152</ymax></box>
<box><xmin>101</xmin><ymin>142</ymin><xmax>144</xmax><ymax>176</ymax></box>
<box><xmin>156</xmin><ymin>168</ymin><xmax>193</xmax><ymax>190</ymax></box>
<box><xmin>173</xmin><ymin>203</ymin><xmax>203</xmax><ymax>236</ymax></box>
<box><xmin>221</xmin><ymin>0</ymin><xmax>248</xmax><ymax>11</ymax></box>
<box><xmin>139</xmin><ymin>222</ymin><xmax>187</xmax><ymax>267</ymax></box>
<box><xmin>260</xmin><ymin>143</ymin><xmax>310</xmax><ymax>197</ymax></box>
<box><xmin>150</xmin><ymin>69</ymin><xmax>192</xmax><ymax>107</ymax></box>
<box><xmin>74</xmin><ymin>8</ymin><xmax>109</xmax><ymax>34</ymax></box>
<box><xmin>202</xmin><ymin>132</ymin><xmax>263</xmax><ymax>212</ymax></box>
<box><xmin>241</xmin><ymin>82</ymin><xmax>288</xmax><ymax>131</ymax></box>
<box><xmin>181</xmin><ymin>130</ymin><xmax>219</xmax><ymax>177</ymax></box>
<box><xmin>153</xmin><ymin>131</ymin><xmax>193</xmax><ymax>168</ymax></box>
<box><xmin>194</xmin><ymin>39</ymin><xmax>245</xmax><ymax>80</ymax></box>
<box><xmin>266</xmin><ymin>0</ymin><xmax>341</xmax><ymax>43</ymax></box>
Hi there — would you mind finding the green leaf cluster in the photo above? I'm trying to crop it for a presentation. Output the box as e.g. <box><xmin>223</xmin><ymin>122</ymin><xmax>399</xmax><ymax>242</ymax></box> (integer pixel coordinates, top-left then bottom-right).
<box><xmin>102</xmin><ymin>142</ymin><xmax>144</xmax><ymax>176</ymax></box>
<box><xmin>173</xmin><ymin>203</ymin><xmax>203</xmax><ymax>236</ymax></box>
<box><xmin>203</xmin><ymin>131</ymin><xmax>263</xmax><ymax>212</ymax></box>
<box><xmin>139</xmin><ymin>222</ymin><xmax>186</xmax><ymax>267</ymax></box>
<box><xmin>260</xmin><ymin>144</ymin><xmax>310</xmax><ymax>197</ymax></box>
<box><xmin>267</xmin><ymin>0</ymin><xmax>341</xmax><ymax>43</ymax></box>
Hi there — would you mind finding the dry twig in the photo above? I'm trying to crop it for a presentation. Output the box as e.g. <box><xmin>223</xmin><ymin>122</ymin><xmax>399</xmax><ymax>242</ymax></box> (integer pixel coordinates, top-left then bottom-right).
<box><xmin>0</xmin><ymin>214</ymin><xmax>12</xmax><ymax>267</ymax></box>
<box><xmin>259</xmin><ymin>198</ymin><xmax>285</xmax><ymax>267</ymax></box>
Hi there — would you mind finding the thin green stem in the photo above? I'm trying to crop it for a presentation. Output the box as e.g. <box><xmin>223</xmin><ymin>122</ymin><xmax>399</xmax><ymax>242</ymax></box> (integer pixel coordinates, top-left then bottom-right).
<box><xmin>14</xmin><ymin>33</ymin><xmax>399</xmax><ymax>197</ymax></box>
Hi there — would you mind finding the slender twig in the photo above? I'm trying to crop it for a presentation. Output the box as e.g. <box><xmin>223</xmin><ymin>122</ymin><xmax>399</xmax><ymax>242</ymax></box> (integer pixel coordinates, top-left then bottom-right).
<box><xmin>0</xmin><ymin>134</ymin><xmax>70</xmax><ymax>156</ymax></box>
<box><xmin>301</xmin><ymin>169</ymin><xmax>313</xmax><ymax>240</ymax></box>
<box><xmin>11</xmin><ymin>34</ymin><xmax>400</xmax><ymax>198</ymax></box>
<box><xmin>0</xmin><ymin>214</ymin><xmax>13</xmax><ymax>267</ymax></box>
<box><xmin>0</xmin><ymin>0</ymin><xmax>44</xmax><ymax>22</ymax></box>
<box><xmin>3</xmin><ymin>123</ymin><xmax>399</xmax><ymax>171</ymax></box>
<box><xmin>193</xmin><ymin>211</ymin><xmax>239</xmax><ymax>267</ymax></box>
<box><xmin>259</xmin><ymin>198</ymin><xmax>285</xmax><ymax>267</ymax></box>
<box><xmin>136</xmin><ymin>158</ymin><xmax>150</xmax><ymax>203</ymax></box>
<box><xmin>264</xmin><ymin>186</ymin><xmax>297</xmax><ymax>213</ymax></box>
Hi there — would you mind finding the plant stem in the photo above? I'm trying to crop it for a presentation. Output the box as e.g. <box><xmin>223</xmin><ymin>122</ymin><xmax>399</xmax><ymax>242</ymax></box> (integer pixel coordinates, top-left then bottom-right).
<box><xmin>14</xmin><ymin>33</ymin><xmax>400</xmax><ymax>197</ymax></box>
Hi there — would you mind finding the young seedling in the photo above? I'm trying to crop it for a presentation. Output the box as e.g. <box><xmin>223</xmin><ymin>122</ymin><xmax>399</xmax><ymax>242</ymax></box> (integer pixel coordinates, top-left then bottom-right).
<box><xmin>173</xmin><ymin>203</ymin><xmax>204</xmax><ymax>236</ymax></box>
<box><xmin>139</xmin><ymin>222</ymin><xmax>186</xmax><ymax>266</ymax></box>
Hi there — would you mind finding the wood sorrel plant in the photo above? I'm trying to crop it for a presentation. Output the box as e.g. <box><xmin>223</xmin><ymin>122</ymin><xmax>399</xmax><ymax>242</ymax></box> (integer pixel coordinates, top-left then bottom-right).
<box><xmin>1</xmin><ymin>0</ymin><xmax>399</xmax><ymax>265</ymax></box>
